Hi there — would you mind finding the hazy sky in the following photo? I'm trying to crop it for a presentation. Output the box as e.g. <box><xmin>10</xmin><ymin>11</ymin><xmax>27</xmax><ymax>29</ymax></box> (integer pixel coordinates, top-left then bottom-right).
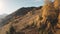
<box><xmin>0</xmin><ymin>0</ymin><xmax>44</xmax><ymax>15</ymax></box>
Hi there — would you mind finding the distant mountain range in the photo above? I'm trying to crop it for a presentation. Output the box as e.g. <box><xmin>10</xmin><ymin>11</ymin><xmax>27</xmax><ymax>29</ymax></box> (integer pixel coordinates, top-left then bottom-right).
<box><xmin>0</xmin><ymin>14</ymin><xmax>8</xmax><ymax>27</ymax></box>
<box><xmin>0</xmin><ymin>14</ymin><xmax>8</xmax><ymax>19</ymax></box>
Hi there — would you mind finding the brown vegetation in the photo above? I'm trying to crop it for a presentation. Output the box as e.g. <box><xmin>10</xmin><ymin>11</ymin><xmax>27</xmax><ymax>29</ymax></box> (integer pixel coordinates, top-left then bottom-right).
<box><xmin>0</xmin><ymin>0</ymin><xmax>60</xmax><ymax>34</ymax></box>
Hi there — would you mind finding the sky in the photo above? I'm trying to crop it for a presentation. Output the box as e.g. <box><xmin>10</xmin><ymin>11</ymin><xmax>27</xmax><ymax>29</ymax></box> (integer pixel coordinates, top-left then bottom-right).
<box><xmin>0</xmin><ymin>0</ymin><xmax>44</xmax><ymax>15</ymax></box>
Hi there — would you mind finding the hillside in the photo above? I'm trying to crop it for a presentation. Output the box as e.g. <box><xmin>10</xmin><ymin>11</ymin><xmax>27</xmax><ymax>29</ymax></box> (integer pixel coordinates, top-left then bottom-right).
<box><xmin>0</xmin><ymin>7</ymin><xmax>42</xmax><ymax>27</ymax></box>
<box><xmin>0</xmin><ymin>0</ymin><xmax>60</xmax><ymax>34</ymax></box>
<box><xmin>0</xmin><ymin>6</ymin><xmax>42</xmax><ymax>34</ymax></box>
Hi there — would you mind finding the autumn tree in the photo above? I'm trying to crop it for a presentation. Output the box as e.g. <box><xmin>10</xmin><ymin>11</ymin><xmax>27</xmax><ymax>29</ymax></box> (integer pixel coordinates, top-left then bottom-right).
<box><xmin>54</xmin><ymin>0</ymin><xmax>60</xmax><ymax>8</ymax></box>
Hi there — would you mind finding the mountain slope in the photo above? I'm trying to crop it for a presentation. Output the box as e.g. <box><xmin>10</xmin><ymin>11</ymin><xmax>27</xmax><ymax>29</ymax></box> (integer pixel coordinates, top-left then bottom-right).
<box><xmin>0</xmin><ymin>0</ymin><xmax>60</xmax><ymax>34</ymax></box>
<box><xmin>0</xmin><ymin>6</ymin><xmax>43</xmax><ymax>34</ymax></box>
